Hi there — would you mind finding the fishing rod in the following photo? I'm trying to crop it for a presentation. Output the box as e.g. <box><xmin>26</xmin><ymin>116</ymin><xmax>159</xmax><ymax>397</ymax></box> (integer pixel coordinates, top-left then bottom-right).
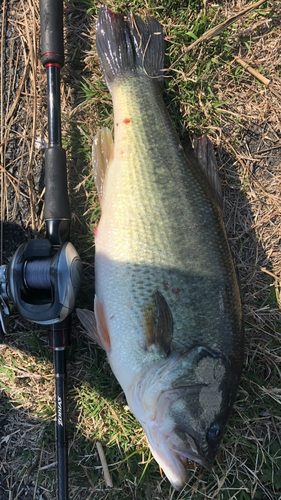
<box><xmin>0</xmin><ymin>1</ymin><xmax>82</xmax><ymax>498</ymax></box>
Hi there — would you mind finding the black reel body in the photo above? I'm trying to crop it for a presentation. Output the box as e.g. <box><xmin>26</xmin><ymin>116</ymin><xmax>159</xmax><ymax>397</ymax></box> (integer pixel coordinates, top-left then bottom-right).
<box><xmin>0</xmin><ymin>240</ymin><xmax>82</xmax><ymax>331</ymax></box>
<box><xmin>3</xmin><ymin>239</ymin><xmax>82</xmax><ymax>325</ymax></box>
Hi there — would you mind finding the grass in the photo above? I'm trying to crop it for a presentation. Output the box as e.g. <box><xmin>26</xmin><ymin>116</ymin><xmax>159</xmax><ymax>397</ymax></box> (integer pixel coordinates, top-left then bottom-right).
<box><xmin>0</xmin><ymin>0</ymin><xmax>281</xmax><ymax>499</ymax></box>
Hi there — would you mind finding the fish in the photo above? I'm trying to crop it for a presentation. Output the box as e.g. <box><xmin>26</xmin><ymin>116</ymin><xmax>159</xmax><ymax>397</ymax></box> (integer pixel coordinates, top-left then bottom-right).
<box><xmin>77</xmin><ymin>5</ymin><xmax>244</xmax><ymax>491</ymax></box>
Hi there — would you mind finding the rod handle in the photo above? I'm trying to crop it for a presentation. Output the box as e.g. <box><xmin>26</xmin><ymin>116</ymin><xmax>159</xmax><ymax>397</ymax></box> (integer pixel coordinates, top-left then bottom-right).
<box><xmin>39</xmin><ymin>0</ymin><xmax>64</xmax><ymax>67</ymax></box>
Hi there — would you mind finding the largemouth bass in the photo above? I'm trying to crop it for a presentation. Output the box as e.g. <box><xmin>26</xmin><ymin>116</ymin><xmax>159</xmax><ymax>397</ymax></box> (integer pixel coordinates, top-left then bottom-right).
<box><xmin>77</xmin><ymin>5</ymin><xmax>244</xmax><ymax>490</ymax></box>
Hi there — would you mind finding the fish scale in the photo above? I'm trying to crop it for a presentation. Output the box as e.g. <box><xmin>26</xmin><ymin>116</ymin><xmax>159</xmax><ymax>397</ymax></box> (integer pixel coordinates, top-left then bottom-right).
<box><xmin>99</xmin><ymin>77</ymin><xmax>237</xmax><ymax>349</ymax></box>
<box><xmin>77</xmin><ymin>5</ymin><xmax>244</xmax><ymax>491</ymax></box>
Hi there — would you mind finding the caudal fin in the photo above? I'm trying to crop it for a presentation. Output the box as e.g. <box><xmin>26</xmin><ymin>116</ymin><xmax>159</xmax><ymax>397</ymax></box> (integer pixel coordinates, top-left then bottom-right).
<box><xmin>96</xmin><ymin>5</ymin><xmax>164</xmax><ymax>90</ymax></box>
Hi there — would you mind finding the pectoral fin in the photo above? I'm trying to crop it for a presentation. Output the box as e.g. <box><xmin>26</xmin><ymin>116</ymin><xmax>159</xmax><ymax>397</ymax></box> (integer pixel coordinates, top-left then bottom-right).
<box><xmin>92</xmin><ymin>127</ymin><xmax>114</xmax><ymax>205</ymax></box>
<box><xmin>145</xmin><ymin>291</ymin><xmax>173</xmax><ymax>355</ymax></box>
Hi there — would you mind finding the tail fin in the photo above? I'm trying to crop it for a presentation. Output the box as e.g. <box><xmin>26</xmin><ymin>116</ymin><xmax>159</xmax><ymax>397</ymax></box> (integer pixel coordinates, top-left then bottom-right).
<box><xmin>96</xmin><ymin>6</ymin><xmax>164</xmax><ymax>89</ymax></box>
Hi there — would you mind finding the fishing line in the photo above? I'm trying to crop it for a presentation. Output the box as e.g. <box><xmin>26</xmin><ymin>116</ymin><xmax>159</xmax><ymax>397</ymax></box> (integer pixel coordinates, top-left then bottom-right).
<box><xmin>24</xmin><ymin>258</ymin><xmax>52</xmax><ymax>289</ymax></box>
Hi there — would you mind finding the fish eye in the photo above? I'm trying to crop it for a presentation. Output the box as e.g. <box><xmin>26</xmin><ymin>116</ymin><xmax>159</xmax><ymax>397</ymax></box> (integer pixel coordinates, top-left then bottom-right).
<box><xmin>207</xmin><ymin>423</ymin><xmax>220</xmax><ymax>440</ymax></box>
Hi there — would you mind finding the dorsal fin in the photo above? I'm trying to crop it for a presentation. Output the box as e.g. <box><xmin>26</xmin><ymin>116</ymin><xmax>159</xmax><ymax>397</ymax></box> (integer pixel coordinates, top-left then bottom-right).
<box><xmin>193</xmin><ymin>135</ymin><xmax>223</xmax><ymax>207</ymax></box>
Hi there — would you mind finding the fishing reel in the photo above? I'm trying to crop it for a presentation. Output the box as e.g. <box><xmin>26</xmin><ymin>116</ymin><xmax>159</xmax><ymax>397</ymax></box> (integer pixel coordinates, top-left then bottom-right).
<box><xmin>0</xmin><ymin>238</ymin><xmax>83</xmax><ymax>336</ymax></box>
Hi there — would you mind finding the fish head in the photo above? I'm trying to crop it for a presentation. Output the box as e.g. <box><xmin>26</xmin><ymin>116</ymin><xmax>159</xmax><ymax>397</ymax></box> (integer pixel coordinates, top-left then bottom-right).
<box><xmin>127</xmin><ymin>347</ymin><xmax>240</xmax><ymax>490</ymax></box>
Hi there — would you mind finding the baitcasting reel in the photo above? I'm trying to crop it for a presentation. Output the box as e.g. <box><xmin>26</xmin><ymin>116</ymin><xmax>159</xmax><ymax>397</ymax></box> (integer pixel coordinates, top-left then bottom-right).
<box><xmin>0</xmin><ymin>239</ymin><xmax>83</xmax><ymax>335</ymax></box>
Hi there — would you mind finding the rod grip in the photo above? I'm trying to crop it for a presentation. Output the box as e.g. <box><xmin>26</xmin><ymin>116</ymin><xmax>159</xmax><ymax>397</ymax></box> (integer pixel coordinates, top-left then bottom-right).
<box><xmin>39</xmin><ymin>0</ymin><xmax>64</xmax><ymax>67</ymax></box>
<box><xmin>44</xmin><ymin>147</ymin><xmax>70</xmax><ymax>221</ymax></box>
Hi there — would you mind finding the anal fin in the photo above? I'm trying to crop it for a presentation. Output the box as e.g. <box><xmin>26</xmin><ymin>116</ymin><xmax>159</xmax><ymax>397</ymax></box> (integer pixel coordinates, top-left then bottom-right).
<box><xmin>92</xmin><ymin>127</ymin><xmax>114</xmax><ymax>206</ymax></box>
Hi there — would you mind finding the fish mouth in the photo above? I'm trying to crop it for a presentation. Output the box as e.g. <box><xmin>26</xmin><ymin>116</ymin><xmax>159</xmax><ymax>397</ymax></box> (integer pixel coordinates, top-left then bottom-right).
<box><xmin>164</xmin><ymin>433</ymin><xmax>212</xmax><ymax>490</ymax></box>
<box><xmin>173</xmin><ymin>428</ymin><xmax>213</xmax><ymax>471</ymax></box>
<box><xmin>172</xmin><ymin>448</ymin><xmax>212</xmax><ymax>471</ymax></box>
<box><xmin>142</xmin><ymin>421</ymin><xmax>213</xmax><ymax>490</ymax></box>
